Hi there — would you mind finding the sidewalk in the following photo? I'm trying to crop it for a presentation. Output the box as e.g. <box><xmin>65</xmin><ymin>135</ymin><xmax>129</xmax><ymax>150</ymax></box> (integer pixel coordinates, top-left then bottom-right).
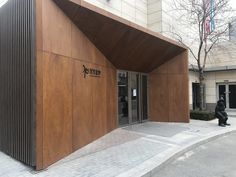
<box><xmin>1</xmin><ymin>118</ymin><xmax>236</xmax><ymax>177</ymax></box>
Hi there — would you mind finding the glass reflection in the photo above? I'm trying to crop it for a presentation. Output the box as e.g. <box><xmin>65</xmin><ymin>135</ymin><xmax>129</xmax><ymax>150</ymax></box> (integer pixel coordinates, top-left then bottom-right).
<box><xmin>118</xmin><ymin>71</ymin><xmax>129</xmax><ymax>125</ymax></box>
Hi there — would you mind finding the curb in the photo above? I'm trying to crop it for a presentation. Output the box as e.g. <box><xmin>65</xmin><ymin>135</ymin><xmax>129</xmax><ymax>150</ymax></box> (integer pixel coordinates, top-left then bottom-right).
<box><xmin>143</xmin><ymin>129</ymin><xmax>236</xmax><ymax>177</ymax></box>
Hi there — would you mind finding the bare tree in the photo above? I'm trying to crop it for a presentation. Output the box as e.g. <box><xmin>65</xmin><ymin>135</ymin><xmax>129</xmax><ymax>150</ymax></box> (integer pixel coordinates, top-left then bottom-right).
<box><xmin>166</xmin><ymin>0</ymin><xmax>234</xmax><ymax>110</ymax></box>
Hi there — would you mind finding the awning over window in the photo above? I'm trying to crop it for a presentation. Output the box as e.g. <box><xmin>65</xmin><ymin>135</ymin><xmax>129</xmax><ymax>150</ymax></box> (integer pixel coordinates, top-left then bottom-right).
<box><xmin>53</xmin><ymin>0</ymin><xmax>187</xmax><ymax>73</ymax></box>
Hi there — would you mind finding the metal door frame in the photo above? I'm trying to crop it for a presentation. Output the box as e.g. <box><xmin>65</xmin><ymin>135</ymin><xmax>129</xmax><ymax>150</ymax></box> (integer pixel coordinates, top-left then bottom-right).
<box><xmin>117</xmin><ymin>70</ymin><xmax>149</xmax><ymax>126</ymax></box>
<box><xmin>140</xmin><ymin>73</ymin><xmax>149</xmax><ymax>123</ymax></box>
<box><xmin>128</xmin><ymin>71</ymin><xmax>140</xmax><ymax>125</ymax></box>
<box><xmin>217</xmin><ymin>82</ymin><xmax>236</xmax><ymax>110</ymax></box>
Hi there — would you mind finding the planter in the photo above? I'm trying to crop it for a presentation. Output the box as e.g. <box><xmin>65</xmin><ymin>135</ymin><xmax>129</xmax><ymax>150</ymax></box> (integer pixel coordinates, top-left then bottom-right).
<box><xmin>190</xmin><ymin>110</ymin><xmax>216</xmax><ymax>121</ymax></box>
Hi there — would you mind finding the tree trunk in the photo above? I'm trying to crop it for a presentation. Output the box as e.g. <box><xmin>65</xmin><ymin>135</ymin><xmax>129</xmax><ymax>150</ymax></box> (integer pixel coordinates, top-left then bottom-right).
<box><xmin>199</xmin><ymin>71</ymin><xmax>205</xmax><ymax>111</ymax></box>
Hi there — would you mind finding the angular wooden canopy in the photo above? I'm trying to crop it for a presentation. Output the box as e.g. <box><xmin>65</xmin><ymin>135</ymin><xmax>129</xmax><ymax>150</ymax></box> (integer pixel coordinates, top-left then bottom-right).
<box><xmin>53</xmin><ymin>0</ymin><xmax>187</xmax><ymax>73</ymax></box>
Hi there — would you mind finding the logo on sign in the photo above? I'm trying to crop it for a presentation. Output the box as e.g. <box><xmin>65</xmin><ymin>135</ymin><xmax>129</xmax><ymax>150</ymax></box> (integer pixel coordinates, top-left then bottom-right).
<box><xmin>83</xmin><ymin>65</ymin><xmax>101</xmax><ymax>78</ymax></box>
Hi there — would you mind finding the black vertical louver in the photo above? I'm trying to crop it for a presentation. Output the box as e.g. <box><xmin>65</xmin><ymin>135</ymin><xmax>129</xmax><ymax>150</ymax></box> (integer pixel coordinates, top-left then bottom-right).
<box><xmin>0</xmin><ymin>0</ymin><xmax>35</xmax><ymax>166</ymax></box>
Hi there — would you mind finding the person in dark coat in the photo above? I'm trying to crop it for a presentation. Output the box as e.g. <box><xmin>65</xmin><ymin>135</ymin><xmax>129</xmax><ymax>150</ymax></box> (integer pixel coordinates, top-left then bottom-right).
<box><xmin>215</xmin><ymin>97</ymin><xmax>230</xmax><ymax>127</ymax></box>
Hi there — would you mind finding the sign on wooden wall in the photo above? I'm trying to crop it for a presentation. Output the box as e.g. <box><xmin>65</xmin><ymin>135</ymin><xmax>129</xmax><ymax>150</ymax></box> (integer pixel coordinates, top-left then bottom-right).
<box><xmin>83</xmin><ymin>65</ymin><xmax>101</xmax><ymax>78</ymax></box>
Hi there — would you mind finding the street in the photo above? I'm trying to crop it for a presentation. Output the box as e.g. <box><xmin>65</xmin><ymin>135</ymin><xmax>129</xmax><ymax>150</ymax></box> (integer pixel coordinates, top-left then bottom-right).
<box><xmin>154</xmin><ymin>133</ymin><xmax>236</xmax><ymax>177</ymax></box>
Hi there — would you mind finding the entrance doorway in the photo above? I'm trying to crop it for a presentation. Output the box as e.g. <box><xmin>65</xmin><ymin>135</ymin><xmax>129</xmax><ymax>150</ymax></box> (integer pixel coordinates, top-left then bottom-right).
<box><xmin>217</xmin><ymin>83</ymin><xmax>236</xmax><ymax>109</ymax></box>
<box><xmin>192</xmin><ymin>83</ymin><xmax>200</xmax><ymax>110</ymax></box>
<box><xmin>118</xmin><ymin>71</ymin><xmax>148</xmax><ymax>126</ymax></box>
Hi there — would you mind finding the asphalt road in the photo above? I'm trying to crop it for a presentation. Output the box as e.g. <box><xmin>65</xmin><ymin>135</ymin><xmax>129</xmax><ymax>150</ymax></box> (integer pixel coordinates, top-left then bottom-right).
<box><xmin>153</xmin><ymin>133</ymin><xmax>236</xmax><ymax>177</ymax></box>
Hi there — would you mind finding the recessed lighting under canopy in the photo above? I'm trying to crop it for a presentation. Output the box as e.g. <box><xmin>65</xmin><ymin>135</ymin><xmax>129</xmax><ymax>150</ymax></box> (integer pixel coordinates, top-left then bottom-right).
<box><xmin>0</xmin><ymin>0</ymin><xmax>8</xmax><ymax>8</ymax></box>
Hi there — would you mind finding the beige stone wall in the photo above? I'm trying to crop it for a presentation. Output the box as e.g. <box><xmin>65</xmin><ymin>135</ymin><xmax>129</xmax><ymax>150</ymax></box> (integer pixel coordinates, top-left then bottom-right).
<box><xmin>205</xmin><ymin>70</ymin><xmax>236</xmax><ymax>104</ymax></box>
<box><xmin>84</xmin><ymin>0</ymin><xmax>148</xmax><ymax>27</ymax></box>
<box><xmin>189</xmin><ymin>70</ymin><xmax>236</xmax><ymax>108</ymax></box>
<box><xmin>206</xmin><ymin>42</ymin><xmax>236</xmax><ymax>67</ymax></box>
<box><xmin>147</xmin><ymin>0</ymin><xmax>162</xmax><ymax>32</ymax></box>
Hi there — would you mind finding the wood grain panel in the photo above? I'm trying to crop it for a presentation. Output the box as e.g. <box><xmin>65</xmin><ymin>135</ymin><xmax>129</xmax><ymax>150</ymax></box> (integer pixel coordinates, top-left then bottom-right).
<box><xmin>72</xmin><ymin>62</ymin><xmax>117</xmax><ymax>150</ymax></box>
<box><xmin>53</xmin><ymin>0</ymin><xmax>186</xmax><ymax>72</ymax></box>
<box><xmin>42</xmin><ymin>0</ymin><xmax>71</xmax><ymax>57</ymax></box>
<box><xmin>36</xmin><ymin>0</ymin><xmax>42</xmax><ymax>51</ymax></box>
<box><xmin>151</xmin><ymin>50</ymin><xmax>188</xmax><ymax>75</ymax></box>
<box><xmin>36</xmin><ymin>50</ymin><xmax>43</xmax><ymax>170</ymax></box>
<box><xmin>35</xmin><ymin>0</ymin><xmax>43</xmax><ymax>170</ymax></box>
<box><xmin>149</xmin><ymin>50</ymin><xmax>189</xmax><ymax>123</ymax></box>
<box><xmin>92</xmin><ymin>47</ymin><xmax>107</xmax><ymax>67</ymax></box>
<box><xmin>168</xmin><ymin>74</ymin><xmax>189</xmax><ymax>122</ymax></box>
<box><xmin>167</xmin><ymin>51</ymin><xmax>188</xmax><ymax>74</ymax></box>
<box><xmin>106</xmin><ymin>68</ymin><xmax>117</xmax><ymax>131</ymax></box>
<box><xmin>71</xmin><ymin>24</ymin><xmax>93</xmax><ymax>63</ymax></box>
<box><xmin>71</xmin><ymin>22</ymin><xmax>107</xmax><ymax>66</ymax></box>
<box><xmin>72</xmin><ymin>61</ymin><xmax>93</xmax><ymax>150</ymax></box>
<box><xmin>91</xmin><ymin>66</ymin><xmax>107</xmax><ymax>139</ymax></box>
<box><xmin>151</xmin><ymin>61</ymin><xmax>169</xmax><ymax>74</ymax></box>
<box><xmin>43</xmin><ymin>52</ymin><xmax>73</xmax><ymax>167</ymax></box>
<box><xmin>35</xmin><ymin>0</ymin><xmax>117</xmax><ymax>169</ymax></box>
<box><xmin>149</xmin><ymin>74</ymin><xmax>169</xmax><ymax>122</ymax></box>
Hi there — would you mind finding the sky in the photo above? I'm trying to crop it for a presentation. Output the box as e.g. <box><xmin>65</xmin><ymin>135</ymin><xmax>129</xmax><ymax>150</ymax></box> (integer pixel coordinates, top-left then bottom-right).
<box><xmin>230</xmin><ymin>0</ymin><xmax>236</xmax><ymax>9</ymax></box>
<box><xmin>0</xmin><ymin>0</ymin><xmax>8</xmax><ymax>8</ymax></box>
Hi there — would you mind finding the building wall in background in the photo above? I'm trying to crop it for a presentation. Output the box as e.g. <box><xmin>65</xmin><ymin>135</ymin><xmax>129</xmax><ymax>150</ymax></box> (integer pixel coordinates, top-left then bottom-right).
<box><xmin>84</xmin><ymin>0</ymin><xmax>148</xmax><ymax>27</ymax></box>
<box><xmin>206</xmin><ymin>42</ymin><xmax>236</xmax><ymax>67</ymax></box>
<box><xmin>205</xmin><ymin>70</ymin><xmax>236</xmax><ymax>110</ymax></box>
<box><xmin>147</xmin><ymin>0</ymin><xmax>162</xmax><ymax>32</ymax></box>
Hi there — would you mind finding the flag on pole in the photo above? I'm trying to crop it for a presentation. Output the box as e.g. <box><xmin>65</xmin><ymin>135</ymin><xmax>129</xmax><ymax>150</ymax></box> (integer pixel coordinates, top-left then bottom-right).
<box><xmin>210</xmin><ymin>0</ymin><xmax>216</xmax><ymax>31</ymax></box>
<box><xmin>204</xmin><ymin>0</ymin><xmax>215</xmax><ymax>38</ymax></box>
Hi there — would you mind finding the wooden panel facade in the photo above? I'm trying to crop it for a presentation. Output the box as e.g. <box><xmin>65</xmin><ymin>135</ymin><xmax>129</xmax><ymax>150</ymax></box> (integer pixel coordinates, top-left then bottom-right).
<box><xmin>42</xmin><ymin>53</ymin><xmax>73</xmax><ymax>166</ymax></box>
<box><xmin>0</xmin><ymin>0</ymin><xmax>191</xmax><ymax>170</ymax></box>
<box><xmin>52</xmin><ymin>0</ymin><xmax>186</xmax><ymax>73</ymax></box>
<box><xmin>35</xmin><ymin>0</ymin><xmax>188</xmax><ymax>170</ymax></box>
<box><xmin>149</xmin><ymin>51</ymin><xmax>189</xmax><ymax>123</ymax></box>
<box><xmin>35</xmin><ymin>0</ymin><xmax>117</xmax><ymax>169</ymax></box>
<box><xmin>72</xmin><ymin>61</ymin><xmax>94</xmax><ymax>150</ymax></box>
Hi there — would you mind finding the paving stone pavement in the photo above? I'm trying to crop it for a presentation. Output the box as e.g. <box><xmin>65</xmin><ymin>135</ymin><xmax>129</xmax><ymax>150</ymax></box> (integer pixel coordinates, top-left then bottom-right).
<box><xmin>0</xmin><ymin>118</ymin><xmax>236</xmax><ymax>177</ymax></box>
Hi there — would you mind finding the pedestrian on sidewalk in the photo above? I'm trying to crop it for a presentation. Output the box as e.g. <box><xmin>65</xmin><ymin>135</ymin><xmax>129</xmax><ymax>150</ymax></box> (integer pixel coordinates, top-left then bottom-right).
<box><xmin>215</xmin><ymin>96</ymin><xmax>230</xmax><ymax>127</ymax></box>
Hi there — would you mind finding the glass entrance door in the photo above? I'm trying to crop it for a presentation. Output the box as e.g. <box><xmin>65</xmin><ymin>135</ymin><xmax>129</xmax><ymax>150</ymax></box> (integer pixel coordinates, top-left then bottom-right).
<box><xmin>217</xmin><ymin>83</ymin><xmax>236</xmax><ymax>109</ymax></box>
<box><xmin>118</xmin><ymin>71</ymin><xmax>129</xmax><ymax>126</ymax></box>
<box><xmin>130</xmin><ymin>73</ymin><xmax>139</xmax><ymax>123</ymax></box>
<box><xmin>141</xmin><ymin>74</ymin><xmax>148</xmax><ymax>121</ymax></box>
<box><xmin>118</xmin><ymin>71</ymin><xmax>148</xmax><ymax>126</ymax></box>
<box><xmin>229</xmin><ymin>85</ymin><xmax>236</xmax><ymax>109</ymax></box>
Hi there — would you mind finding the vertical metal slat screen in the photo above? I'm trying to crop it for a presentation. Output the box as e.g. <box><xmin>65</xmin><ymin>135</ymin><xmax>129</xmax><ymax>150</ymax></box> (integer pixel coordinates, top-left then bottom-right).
<box><xmin>0</xmin><ymin>0</ymin><xmax>35</xmax><ymax>166</ymax></box>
